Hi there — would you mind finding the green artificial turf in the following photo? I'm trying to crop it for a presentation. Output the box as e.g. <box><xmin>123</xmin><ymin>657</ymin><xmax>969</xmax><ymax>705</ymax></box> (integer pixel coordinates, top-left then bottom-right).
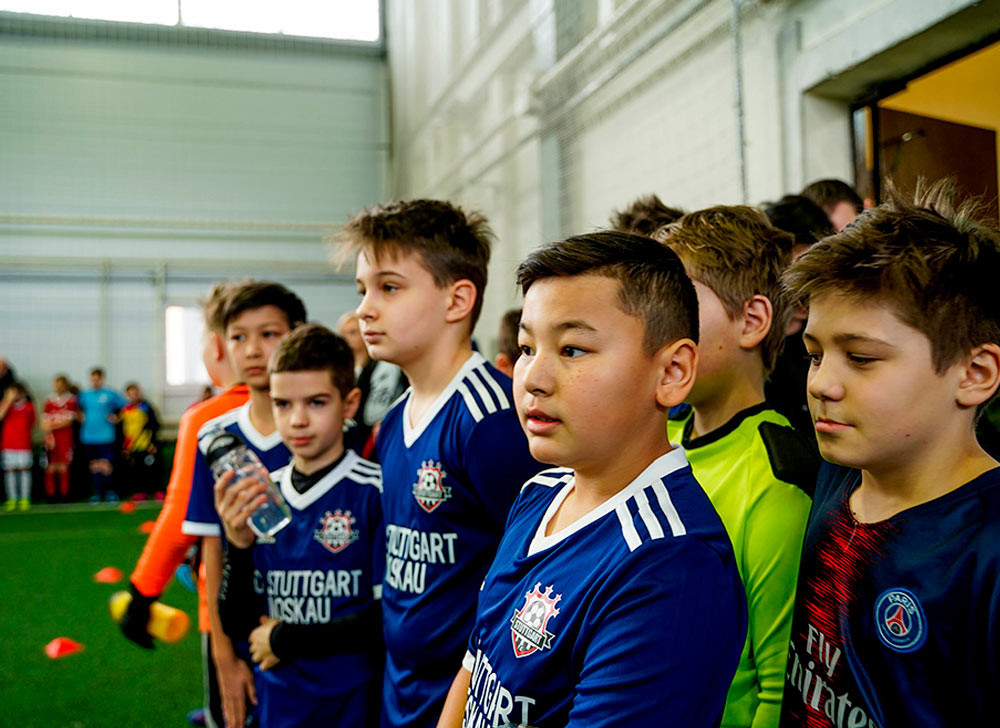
<box><xmin>0</xmin><ymin>504</ymin><xmax>203</xmax><ymax>727</ymax></box>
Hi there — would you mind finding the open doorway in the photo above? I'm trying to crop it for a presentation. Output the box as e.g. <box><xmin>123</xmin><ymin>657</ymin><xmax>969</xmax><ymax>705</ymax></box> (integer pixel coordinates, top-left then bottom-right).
<box><xmin>852</xmin><ymin>39</ymin><xmax>1000</xmax><ymax>221</ymax></box>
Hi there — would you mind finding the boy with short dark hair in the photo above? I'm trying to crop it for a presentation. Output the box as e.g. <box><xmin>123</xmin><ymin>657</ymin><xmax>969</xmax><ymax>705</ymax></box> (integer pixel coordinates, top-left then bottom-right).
<box><xmin>42</xmin><ymin>374</ymin><xmax>78</xmax><ymax>502</ymax></box>
<box><xmin>657</xmin><ymin>206</ymin><xmax>816</xmax><ymax>728</ymax></box>
<box><xmin>438</xmin><ymin>230</ymin><xmax>746</xmax><ymax>728</ymax></box>
<box><xmin>779</xmin><ymin>182</ymin><xmax>1000</xmax><ymax>727</ymax></box>
<box><xmin>183</xmin><ymin>280</ymin><xmax>306</xmax><ymax>728</ymax></box>
<box><xmin>216</xmin><ymin>323</ymin><xmax>383</xmax><ymax>727</ymax></box>
<box><xmin>800</xmin><ymin>179</ymin><xmax>864</xmax><ymax>232</ymax></box>
<box><xmin>345</xmin><ymin>199</ymin><xmax>542</xmax><ymax>728</ymax></box>
<box><xmin>610</xmin><ymin>193</ymin><xmax>685</xmax><ymax>237</ymax></box>
<box><xmin>119</xmin><ymin>382</ymin><xmax>161</xmax><ymax>499</ymax></box>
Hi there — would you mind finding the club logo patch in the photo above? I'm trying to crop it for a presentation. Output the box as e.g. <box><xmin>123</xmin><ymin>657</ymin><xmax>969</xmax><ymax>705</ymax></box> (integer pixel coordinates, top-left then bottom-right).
<box><xmin>510</xmin><ymin>582</ymin><xmax>561</xmax><ymax>658</ymax></box>
<box><xmin>412</xmin><ymin>460</ymin><xmax>452</xmax><ymax>513</ymax></box>
<box><xmin>314</xmin><ymin>510</ymin><xmax>359</xmax><ymax>554</ymax></box>
<box><xmin>874</xmin><ymin>588</ymin><xmax>927</xmax><ymax>653</ymax></box>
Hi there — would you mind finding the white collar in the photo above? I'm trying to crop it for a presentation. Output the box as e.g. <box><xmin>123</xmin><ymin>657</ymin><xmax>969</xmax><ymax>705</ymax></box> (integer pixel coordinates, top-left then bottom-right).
<box><xmin>401</xmin><ymin>351</ymin><xmax>484</xmax><ymax>448</ymax></box>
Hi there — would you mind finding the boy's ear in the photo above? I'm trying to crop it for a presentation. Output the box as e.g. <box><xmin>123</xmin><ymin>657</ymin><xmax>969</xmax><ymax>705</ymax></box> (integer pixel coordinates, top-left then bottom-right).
<box><xmin>739</xmin><ymin>295</ymin><xmax>773</xmax><ymax>351</ymax></box>
<box><xmin>210</xmin><ymin>332</ymin><xmax>226</xmax><ymax>362</ymax></box>
<box><xmin>343</xmin><ymin>387</ymin><xmax>362</xmax><ymax>422</ymax></box>
<box><xmin>444</xmin><ymin>279</ymin><xmax>478</xmax><ymax>324</ymax></box>
<box><xmin>956</xmin><ymin>343</ymin><xmax>1000</xmax><ymax>408</ymax></box>
<box><xmin>494</xmin><ymin>353</ymin><xmax>515</xmax><ymax>379</ymax></box>
<box><xmin>655</xmin><ymin>338</ymin><xmax>698</xmax><ymax>409</ymax></box>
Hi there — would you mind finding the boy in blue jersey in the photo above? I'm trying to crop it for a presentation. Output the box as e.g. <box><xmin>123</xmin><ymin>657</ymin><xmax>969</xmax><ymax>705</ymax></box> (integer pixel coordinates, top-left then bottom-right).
<box><xmin>439</xmin><ymin>231</ymin><xmax>747</xmax><ymax>728</ymax></box>
<box><xmin>658</xmin><ymin>207</ymin><xmax>816</xmax><ymax>728</ymax></box>
<box><xmin>183</xmin><ymin>281</ymin><xmax>306</xmax><ymax>728</ymax></box>
<box><xmin>779</xmin><ymin>181</ymin><xmax>1000</xmax><ymax>727</ymax></box>
<box><xmin>345</xmin><ymin>200</ymin><xmax>543</xmax><ymax>728</ymax></box>
<box><xmin>78</xmin><ymin>367</ymin><xmax>126</xmax><ymax>502</ymax></box>
<box><xmin>215</xmin><ymin>323</ymin><xmax>383</xmax><ymax>728</ymax></box>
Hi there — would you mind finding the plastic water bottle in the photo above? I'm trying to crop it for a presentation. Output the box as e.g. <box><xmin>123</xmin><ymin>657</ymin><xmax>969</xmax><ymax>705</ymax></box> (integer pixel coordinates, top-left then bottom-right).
<box><xmin>205</xmin><ymin>431</ymin><xmax>292</xmax><ymax>538</ymax></box>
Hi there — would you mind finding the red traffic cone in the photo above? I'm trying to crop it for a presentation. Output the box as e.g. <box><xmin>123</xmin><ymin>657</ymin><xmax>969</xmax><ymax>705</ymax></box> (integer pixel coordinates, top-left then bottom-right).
<box><xmin>138</xmin><ymin>520</ymin><xmax>156</xmax><ymax>534</ymax></box>
<box><xmin>45</xmin><ymin>637</ymin><xmax>84</xmax><ymax>659</ymax></box>
<box><xmin>119</xmin><ymin>501</ymin><xmax>136</xmax><ymax>514</ymax></box>
<box><xmin>94</xmin><ymin>567</ymin><xmax>123</xmax><ymax>583</ymax></box>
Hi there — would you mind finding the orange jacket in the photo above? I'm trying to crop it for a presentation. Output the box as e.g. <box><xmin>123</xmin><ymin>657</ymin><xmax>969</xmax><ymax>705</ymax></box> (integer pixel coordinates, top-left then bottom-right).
<box><xmin>130</xmin><ymin>385</ymin><xmax>249</xmax><ymax>631</ymax></box>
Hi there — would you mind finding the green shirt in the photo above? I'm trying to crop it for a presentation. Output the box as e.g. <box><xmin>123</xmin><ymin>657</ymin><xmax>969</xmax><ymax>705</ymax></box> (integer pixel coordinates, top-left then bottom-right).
<box><xmin>668</xmin><ymin>404</ymin><xmax>814</xmax><ymax>728</ymax></box>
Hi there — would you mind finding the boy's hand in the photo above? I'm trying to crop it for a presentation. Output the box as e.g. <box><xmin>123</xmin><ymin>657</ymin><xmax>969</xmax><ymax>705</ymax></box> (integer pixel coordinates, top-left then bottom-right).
<box><xmin>213</xmin><ymin>645</ymin><xmax>257</xmax><ymax>728</ymax></box>
<box><xmin>213</xmin><ymin>470</ymin><xmax>268</xmax><ymax>549</ymax></box>
<box><xmin>249</xmin><ymin>616</ymin><xmax>281</xmax><ymax>671</ymax></box>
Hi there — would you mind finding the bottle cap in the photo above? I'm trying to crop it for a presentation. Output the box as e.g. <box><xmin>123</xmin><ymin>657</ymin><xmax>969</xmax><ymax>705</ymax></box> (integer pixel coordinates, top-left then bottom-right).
<box><xmin>205</xmin><ymin>432</ymin><xmax>244</xmax><ymax>467</ymax></box>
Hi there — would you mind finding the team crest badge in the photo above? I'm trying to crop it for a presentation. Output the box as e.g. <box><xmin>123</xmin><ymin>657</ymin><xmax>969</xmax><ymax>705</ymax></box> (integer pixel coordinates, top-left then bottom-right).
<box><xmin>874</xmin><ymin>588</ymin><xmax>927</xmax><ymax>653</ymax></box>
<box><xmin>313</xmin><ymin>510</ymin><xmax>359</xmax><ymax>554</ymax></box>
<box><xmin>412</xmin><ymin>460</ymin><xmax>452</xmax><ymax>513</ymax></box>
<box><xmin>510</xmin><ymin>582</ymin><xmax>561</xmax><ymax>658</ymax></box>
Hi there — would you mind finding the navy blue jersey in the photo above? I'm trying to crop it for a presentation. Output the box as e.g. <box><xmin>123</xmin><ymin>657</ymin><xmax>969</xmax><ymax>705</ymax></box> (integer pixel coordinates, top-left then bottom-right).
<box><xmin>182</xmin><ymin>402</ymin><xmax>291</xmax><ymax>538</ymax></box>
<box><xmin>780</xmin><ymin>463</ymin><xmax>1000</xmax><ymax>728</ymax></box>
<box><xmin>463</xmin><ymin>449</ymin><xmax>746</xmax><ymax>728</ymax></box>
<box><xmin>252</xmin><ymin>451</ymin><xmax>384</xmax><ymax>728</ymax></box>
<box><xmin>376</xmin><ymin>353</ymin><xmax>542</xmax><ymax>728</ymax></box>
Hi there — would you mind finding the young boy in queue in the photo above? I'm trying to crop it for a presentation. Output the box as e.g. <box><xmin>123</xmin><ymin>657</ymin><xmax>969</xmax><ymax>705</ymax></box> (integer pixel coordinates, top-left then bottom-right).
<box><xmin>438</xmin><ymin>231</ymin><xmax>747</xmax><ymax>728</ymax></box>
<box><xmin>215</xmin><ymin>323</ymin><xmax>383</xmax><ymax>727</ymax></box>
<box><xmin>656</xmin><ymin>207</ymin><xmax>816</xmax><ymax>727</ymax></box>
<box><xmin>779</xmin><ymin>182</ymin><xmax>1000</xmax><ymax>726</ymax></box>
<box><xmin>346</xmin><ymin>199</ymin><xmax>542</xmax><ymax>728</ymax></box>
<box><xmin>121</xmin><ymin>281</ymin><xmax>250</xmax><ymax>728</ymax></box>
<box><xmin>183</xmin><ymin>281</ymin><xmax>306</xmax><ymax>728</ymax></box>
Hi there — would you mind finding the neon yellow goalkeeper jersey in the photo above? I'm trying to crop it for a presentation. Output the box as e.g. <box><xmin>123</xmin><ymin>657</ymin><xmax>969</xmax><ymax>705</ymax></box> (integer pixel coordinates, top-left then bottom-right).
<box><xmin>668</xmin><ymin>403</ymin><xmax>816</xmax><ymax>728</ymax></box>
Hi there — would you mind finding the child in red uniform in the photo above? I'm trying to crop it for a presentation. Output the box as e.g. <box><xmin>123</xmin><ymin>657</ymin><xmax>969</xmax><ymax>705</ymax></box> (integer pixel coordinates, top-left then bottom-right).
<box><xmin>1</xmin><ymin>382</ymin><xmax>36</xmax><ymax>511</ymax></box>
<box><xmin>43</xmin><ymin>374</ymin><xmax>78</xmax><ymax>502</ymax></box>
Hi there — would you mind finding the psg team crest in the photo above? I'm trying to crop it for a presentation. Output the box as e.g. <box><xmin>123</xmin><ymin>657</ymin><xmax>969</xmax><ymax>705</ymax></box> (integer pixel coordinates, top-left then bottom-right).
<box><xmin>412</xmin><ymin>460</ymin><xmax>452</xmax><ymax>513</ymax></box>
<box><xmin>313</xmin><ymin>510</ymin><xmax>360</xmax><ymax>554</ymax></box>
<box><xmin>874</xmin><ymin>588</ymin><xmax>927</xmax><ymax>653</ymax></box>
<box><xmin>510</xmin><ymin>582</ymin><xmax>561</xmax><ymax>658</ymax></box>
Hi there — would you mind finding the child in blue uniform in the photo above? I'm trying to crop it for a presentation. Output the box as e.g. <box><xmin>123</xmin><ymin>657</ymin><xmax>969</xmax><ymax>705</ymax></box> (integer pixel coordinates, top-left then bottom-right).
<box><xmin>779</xmin><ymin>181</ymin><xmax>1000</xmax><ymax>727</ymax></box>
<box><xmin>438</xmin><ymin>231</ymin><xmax>747</xmax><ymax>728</ymax></box>
<box><xmin>183</xmin><ymin>281</ymin><xmax>307</xmax><ymax>728</ymax></box>
<box><xmin>216</xmin><ymin>323</ymin><xmax>383</xmax><ymax>728</ymax></box>
<box><xmin>346</xmin><ymin>200</ymin><xmax>543</xmax><ymax>728</ymax></box>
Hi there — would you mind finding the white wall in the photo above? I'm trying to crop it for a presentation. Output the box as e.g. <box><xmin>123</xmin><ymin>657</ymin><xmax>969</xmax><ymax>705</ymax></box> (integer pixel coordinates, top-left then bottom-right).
<box><xmin>385</xmin><ymin>0</ymin><xmax>1000</xmax><ymax>354</ymax></box>
<box><xmin>0</xmin><ymin>18</ymin><xmax>388</xmax><ymax>418</ymax></box>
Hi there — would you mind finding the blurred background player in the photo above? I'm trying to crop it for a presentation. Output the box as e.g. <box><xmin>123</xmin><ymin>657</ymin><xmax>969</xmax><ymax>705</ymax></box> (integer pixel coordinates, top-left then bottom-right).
<box><xmin>121</xmin><ymin>281</ymin><xmax>250</xmax><ymax>728</ymax></box>
<box><xmin>659</xmin><ymin>207</ymin><xmax>816</xmax><ymax>727</ymax></box>
<box><xmin>216</xmin><ymin>323</ymin><xmax>383</xmax><ymax>728</ymax></box>
<box><xmin>609</xmin><ymin>193</ymin><xmax>685</xmax><ymax>237</ymax></box>
<box><xmin>78</xmin><ymin>367</ymin><xmax>126</xmax><ymax>503</ymax></box>
<box><xmin>42</xmin><ymin>374</ymin><xmax>79</xmax><ymax>503</ymax></box>
<box><xmin>1</xmin><ymin>382</ymin><xmax>36</xmax><ymax>511</ymax></box>
<box><xmin>493</xmin><ymin>308</ymin><xmax>521</xmax><ymax>378</ymax></box>
<box><xmin>119</xmin><ymin>381</ymin><xmax>162</xmax><ymax>500</ymax></box>
<box><xmin>339</xmin><ymin>310</ymin><xmax>407</xmax><ymax>458</ymax></box>
<box><xmin>347</xmin><ymin>199</ymin><xmax>542</xmax><ymax>728</ymax></box>
<box><xmin>762</xmin><ymin>195</ymin><xmax>836</xmax><ymax>434</ymax></box>
<box><xmin>183</xmin><ymin>281</ymin><xmax>306</xmax><ymax>728</ymax></box>
<box><xmin>800</xmin><ymin>178</ymin><xmax>865</xmax><ymax>232</ymax></box>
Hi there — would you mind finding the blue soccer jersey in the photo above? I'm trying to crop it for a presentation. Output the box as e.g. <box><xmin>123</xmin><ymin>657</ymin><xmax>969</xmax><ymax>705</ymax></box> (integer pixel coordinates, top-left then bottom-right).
<box><xmin>780</xmin><ymin>463</ymin><xmax>1000</xmax><ymax>727</ymax></box>
<box><xmin>182</xmin><ymin>402</ymin><xmax>291</xmax><ymax>537</ymax></box>
<box><xmin>463</xmin><ymin>449</ymin><xmax>747</xmax><ymax>728</ymax></box>
<box><xmin>252</xmin><ymin>451</ymin><xmax>384</xmax><ymax>728</ymax></box>
<box><xmin>376</xmin><ymin>352</ymin><xmax>542</xmax><ymax>728</ymax></box>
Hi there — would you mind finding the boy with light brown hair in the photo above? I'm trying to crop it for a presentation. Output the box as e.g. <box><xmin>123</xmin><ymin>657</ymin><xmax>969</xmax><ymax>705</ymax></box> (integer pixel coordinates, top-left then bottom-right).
<box><xmin>657</xmin><ymin>206</ymin><xmax>817</xmax><ymax>728</ymax></box>
<box><xmin>344</xmin><ymin>199</ymin><xmax>541</xmax><ymax>728</ymax></box>
<box><xmin>779</xmin><ymin>182</ymin><xmax>1000</xmax><ymax>727</ymax></box>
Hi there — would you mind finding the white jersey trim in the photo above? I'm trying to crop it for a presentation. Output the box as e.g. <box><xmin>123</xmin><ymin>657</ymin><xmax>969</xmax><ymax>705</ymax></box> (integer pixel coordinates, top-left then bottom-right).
<box><xmin>521</xmin><ymin>468</ymin><xmax>574</xmax><ymax>492</ymax></box>
<box><xmin>236</xmin><ymin>402</ymin><xmax>285</xmax><ymax>451</ymax></box>
<box><xmin>401</xmin><ymin>352</ymin><xmax>510</xmax><ymax>447</ymax></box>
<box><xmin>277</xmin><ymin>450</ymin><xmax>382</xmax><ymax>511</ymax></box>
<box><xmin>196</xmin><ymin>407</ymin><xmax>241</xmax><ymax>453</ymax></box>
<box><xmin>526</xmin><ymin>447</ymin><xmax>690</xmax><ymax>556</ymax></box>
<box><xmin>181</xmin><ymin>519</ymin><xmax>221</xmax><ymax>537</ymax></box>
<box><xmin>462</xmin><ymin>650</ymin><xmax>476</xmax><ymax>673</ymax></box>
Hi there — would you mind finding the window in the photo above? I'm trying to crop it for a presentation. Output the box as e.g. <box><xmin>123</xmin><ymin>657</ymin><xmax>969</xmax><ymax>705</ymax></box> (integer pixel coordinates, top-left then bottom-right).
<box><xmin>165</xmin><ymin>305</ymin><xmax>208</xmax><ymax>387</ymax></box>
<box><xmin>0</xmin><ymin>0</ymin><xmax>381</xmax><ymax>42</ymax></box>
